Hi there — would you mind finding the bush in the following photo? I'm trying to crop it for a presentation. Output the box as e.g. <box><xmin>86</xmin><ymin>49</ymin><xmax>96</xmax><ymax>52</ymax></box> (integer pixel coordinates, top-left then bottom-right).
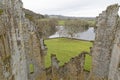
<box><xmin>37</xmin><ymin>19</ymin><xmax>58</xmax><ymax>38</ymax></box>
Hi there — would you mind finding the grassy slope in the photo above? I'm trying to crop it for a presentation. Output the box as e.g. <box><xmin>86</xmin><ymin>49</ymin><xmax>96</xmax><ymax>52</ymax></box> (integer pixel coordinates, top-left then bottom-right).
<box><xmin>44</xmin><ymin>38</ymin><xmax>92</xmax><ymax>71</ymax></box>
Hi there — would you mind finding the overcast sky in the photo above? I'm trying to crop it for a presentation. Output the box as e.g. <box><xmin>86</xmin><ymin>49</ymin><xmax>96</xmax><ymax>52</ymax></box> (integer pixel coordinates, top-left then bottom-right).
<box><xmin>22</xmin><ymin>0</ymin><xmax>120</xmax><ymax>17</ymax></box>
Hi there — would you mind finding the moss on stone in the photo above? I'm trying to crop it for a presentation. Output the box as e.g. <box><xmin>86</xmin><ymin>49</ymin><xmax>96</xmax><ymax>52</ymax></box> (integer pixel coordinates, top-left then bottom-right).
<box><xmin>25</xmin><ymin>13</ymin><xmax>34</xmax><ymax>21</ymax></box>
<box><xmin>2</xmin><ymin>54</ymin><xmax>11</xmax><ymax>64</ymax></box>
<box><xmin>29</xmin><ymin>64</ymin><xmax>34</xmax><ymax>74</ymax></box>
<box><xmin>0</xmin><ymin>9</ymin><xmax>3</xmax><ymax>15</ymax></box>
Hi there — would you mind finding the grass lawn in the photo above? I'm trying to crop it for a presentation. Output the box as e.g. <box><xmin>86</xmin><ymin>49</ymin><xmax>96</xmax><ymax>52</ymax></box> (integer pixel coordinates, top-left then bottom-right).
<box><xmin>44</xmin><ymin>38</ymin><xmax>92</xmax><ymax>71</ymax></box>
<box><xmin>58</xmin><ymin>20</ymin><xmax>65</xmax><ymax>26</ymax></box>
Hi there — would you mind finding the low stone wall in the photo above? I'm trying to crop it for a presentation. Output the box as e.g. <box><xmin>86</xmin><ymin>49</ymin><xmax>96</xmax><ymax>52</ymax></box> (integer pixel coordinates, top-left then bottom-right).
<box><xmin>46</xmin><ymin>52</ymin><xmax>90</xmax><ymax>80</ymax></box>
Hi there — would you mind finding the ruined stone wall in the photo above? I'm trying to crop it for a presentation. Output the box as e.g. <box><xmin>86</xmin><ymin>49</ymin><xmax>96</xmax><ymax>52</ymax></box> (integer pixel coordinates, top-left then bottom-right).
<box><xmin>89</xmin><ymin>4</ymin><xmax>120</xmax><ymax>80</ymax></box>
<box><xmin>0</xmin><ymin>0</ymin><xmax>47</xmax><ymax>80</ymax></box>
<box><xmin>108</xmin><ymin>12</ymin><xmax>120</xmax><ymax>80</ymax></box>
<box><xmin>0</xmin><ymin>0</ymin><xmax>120</xmax><ymax>80</ymax></box>
<box><xmin>46</xmin><ymin>52</ymin><xmax>89</xmax><ymax>80</ymax></box>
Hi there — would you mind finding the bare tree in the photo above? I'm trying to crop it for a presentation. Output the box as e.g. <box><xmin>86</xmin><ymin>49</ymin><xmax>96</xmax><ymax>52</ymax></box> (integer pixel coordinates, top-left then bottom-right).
<box><xmin>37</xmin><ymin>19</ymin><xmax>58</xmax><ymax>38</ymax></box>
<box><xmin>64</xmin><ymin>19</ymin><xmax>89</xmax><ymax>38</ymax></box>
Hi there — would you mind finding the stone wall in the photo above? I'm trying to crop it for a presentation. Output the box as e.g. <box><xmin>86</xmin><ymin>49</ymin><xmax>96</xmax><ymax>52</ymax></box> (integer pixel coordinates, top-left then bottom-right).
<box><xmin>0</xmin><ymin>0</ymin><xmax>47</xmax><ymax>80</ymax></box>
<box><xmin>108</xmin><ymin>11</ymin><xmax>120</xmax><ymax>80</ymax></box>
<box><xmin>0</xmin><ymin>0</ymin><xmax>120</xmax><ymax>80</ymax></box>
<box><xmin>89</xmin><ymin>4</ymin><xmax>120</xmax><ymax>80</ymax></box>
<box><xmin>46</xmin><ymin>52</ymin><xmax>90</xmax><ymax>80</ymax></box>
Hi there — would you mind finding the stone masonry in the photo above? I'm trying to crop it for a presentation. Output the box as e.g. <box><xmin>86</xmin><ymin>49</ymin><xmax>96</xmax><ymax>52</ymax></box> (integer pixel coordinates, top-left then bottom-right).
<box><xmin>0</xmin><ymin>0</ymin><xmax>47</xmax><ymax>80</ymax></box>
<box><xmin>89</xmin><ymin>4</ymin><xmax>120</xmax><ymax>80</ymax></box>
<box><xmin>0</xmin><ymin>0</ymin><xmax>120</xmax><ymax>80</ymax></box>
<box><xmin>46</xmin><ymin>52</ymin><xmax>89</xmax><ymax>80</ymax></box>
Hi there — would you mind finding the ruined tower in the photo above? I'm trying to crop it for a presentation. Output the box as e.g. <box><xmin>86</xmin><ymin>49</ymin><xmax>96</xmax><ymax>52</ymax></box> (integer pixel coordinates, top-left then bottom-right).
<box><xmin>89</xmin><ymin>4</ymin><xmax>120</xmax><ymax>80</ymax></box>
<box><xmin>0</xmin><ymin>0</ymin><xmax>47</xmax><ymax>80</ymax></box>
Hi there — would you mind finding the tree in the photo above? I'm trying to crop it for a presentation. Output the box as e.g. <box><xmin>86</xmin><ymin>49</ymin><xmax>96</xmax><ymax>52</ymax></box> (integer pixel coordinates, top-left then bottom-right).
<box><xmin>37</xmin><ymin>19</ymin><xmax>58</xmax><ymax>38</ymax></box>
<box><xmin>64</xmin><ymin>19</ymin><xmax>89</xmax><ymax>38</ymax></box>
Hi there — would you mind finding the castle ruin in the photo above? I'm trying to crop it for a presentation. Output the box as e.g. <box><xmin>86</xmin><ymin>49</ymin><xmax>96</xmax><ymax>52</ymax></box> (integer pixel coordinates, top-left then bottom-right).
<box><xmin>0</xmin><ymin>0</ymin><xmax>119</xmax><ymax>80</ymax></box>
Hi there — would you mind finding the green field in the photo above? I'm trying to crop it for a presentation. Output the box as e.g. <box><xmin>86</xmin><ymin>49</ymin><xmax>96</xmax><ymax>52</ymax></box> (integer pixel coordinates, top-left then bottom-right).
<box><xmin>44</xmin><ymin>38</ymin><xmax>92</xmax><ymax>71</ymax></box>
<box><xmin>58</xmin><ymin>20</ymin><xmax>65</xmax><ymax>25</ymax></box>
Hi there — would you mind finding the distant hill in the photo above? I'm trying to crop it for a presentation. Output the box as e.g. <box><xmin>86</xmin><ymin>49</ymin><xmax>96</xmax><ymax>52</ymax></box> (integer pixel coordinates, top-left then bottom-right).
<box><xmin>23</xmin><ymin>8</ymin><xmax>45</xmax><ymax>21</ymax></box>
<box><xmin>48</xmin><ymin>15</ymin><xmax>95</xmax><ymax>20</ymax></box>
<box><xmin>24</xmin><ymin>9</ymin><xmax>93</xmax><ymax>21</ymax></box>
<box><xmin>0</xmin><ymin>3</ymin><xmax>45</xmax><ymax>21</ymax></box>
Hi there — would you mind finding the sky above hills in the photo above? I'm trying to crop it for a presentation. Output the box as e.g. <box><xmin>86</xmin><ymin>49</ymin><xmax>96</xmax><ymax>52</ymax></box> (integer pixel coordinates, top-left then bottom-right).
<box><xmin>22</xmin><ymin>0</ymin><xmax>120</xmax><ymax>17</ymax></box>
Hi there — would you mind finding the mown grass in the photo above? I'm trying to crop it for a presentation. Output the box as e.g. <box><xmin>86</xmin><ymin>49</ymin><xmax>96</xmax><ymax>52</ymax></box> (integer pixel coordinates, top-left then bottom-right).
<box><xmin>58</xmin><ymin>20</ymin><xmax>65</xmax><ymax>25</ymax></box>
<box><xmin>44</xmin><ymin>38</ymin><xmax>92</xmax><ymax>71</ymax></box>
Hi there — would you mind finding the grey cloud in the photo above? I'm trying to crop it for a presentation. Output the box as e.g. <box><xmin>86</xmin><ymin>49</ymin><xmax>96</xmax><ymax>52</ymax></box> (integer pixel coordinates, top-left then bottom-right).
<box><xmin>22</xmin><ymin>0</ymin><xmax>120</xmax><ymax>17</ymax></box>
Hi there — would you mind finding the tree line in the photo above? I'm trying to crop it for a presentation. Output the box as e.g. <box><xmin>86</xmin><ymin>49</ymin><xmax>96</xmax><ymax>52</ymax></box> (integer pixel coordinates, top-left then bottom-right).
<box><xmin>36</xmin><ymin>18</ymin><xmax>95</xmax><ymax>38</ymax></box>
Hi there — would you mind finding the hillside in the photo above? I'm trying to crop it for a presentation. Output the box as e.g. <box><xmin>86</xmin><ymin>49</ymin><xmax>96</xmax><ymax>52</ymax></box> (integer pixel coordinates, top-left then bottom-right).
<box><xmin>49</xmin><ymin>15</ymin><xmax>95</xmax><ymax>20</ymax></box>
<box><xmin>23</xmin><ymin>8</ymin><xmax>45</xmax><ymax>21</ymax></box>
